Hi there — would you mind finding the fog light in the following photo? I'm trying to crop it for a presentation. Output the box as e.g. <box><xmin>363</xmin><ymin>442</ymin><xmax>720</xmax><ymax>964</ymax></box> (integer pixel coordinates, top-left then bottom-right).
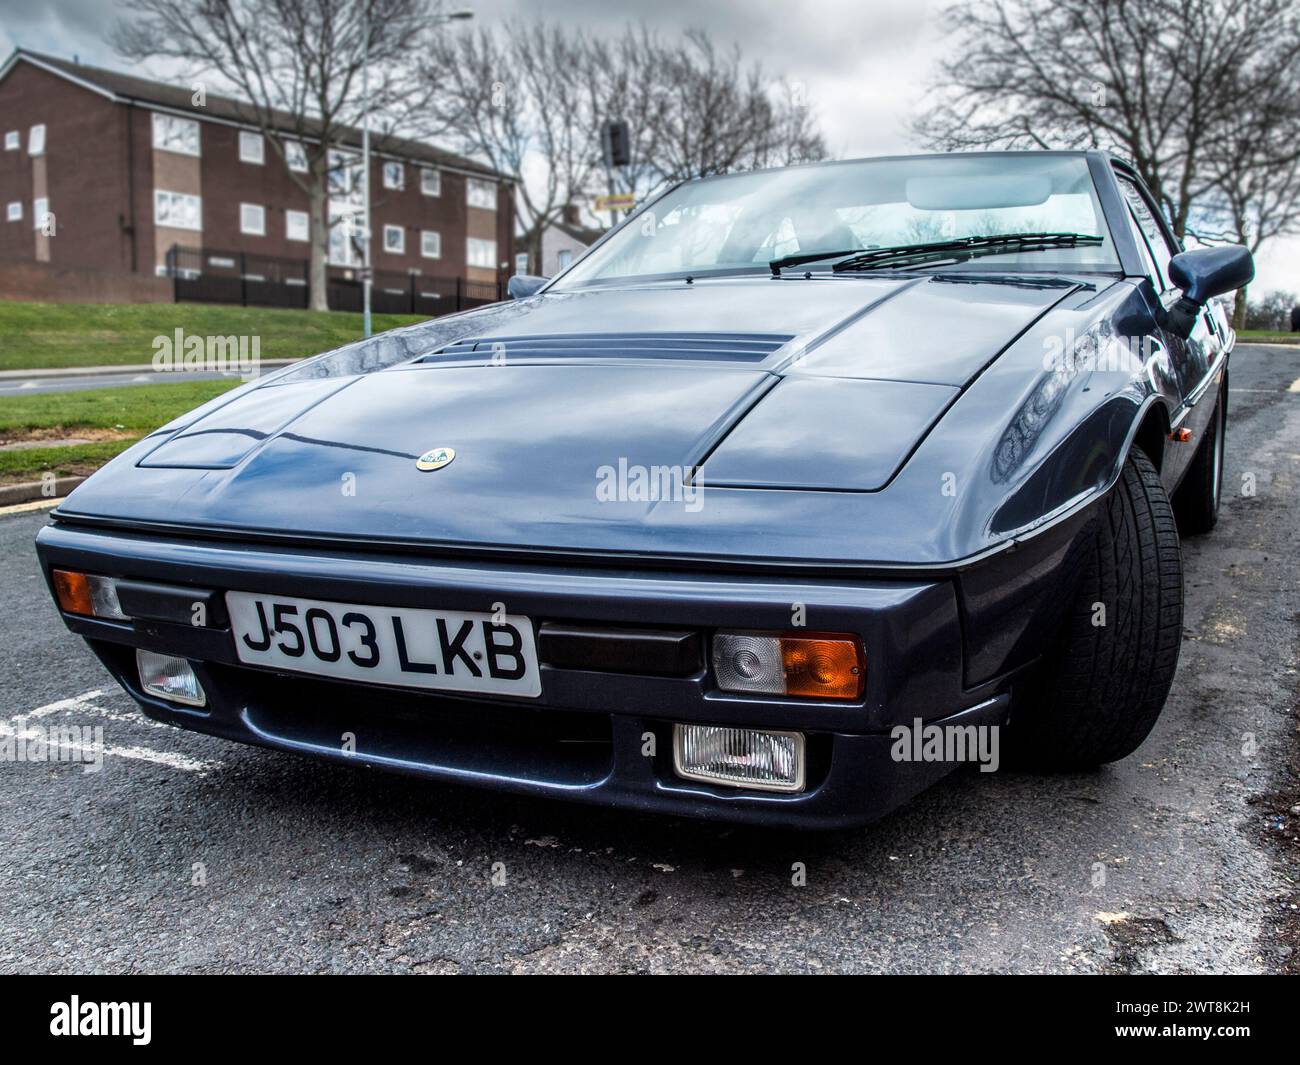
<box><xmin>672</xmin><ymin>724</ymin><xmax>805</xmax><ymax>792</ymax></box>
<box><xmin>52</xmin><ymin>569</ymin><xmax>127</xmax><ymax>620</ymax></box>
<box><xmin>136</xmin><ymin>649</ymin><xmax>206</xmax><ymax>707</ymax></box>
<box><xmin>713</xmin><ymin>631</ymin><xmax>864</xmax><ymax>699</ymax></box>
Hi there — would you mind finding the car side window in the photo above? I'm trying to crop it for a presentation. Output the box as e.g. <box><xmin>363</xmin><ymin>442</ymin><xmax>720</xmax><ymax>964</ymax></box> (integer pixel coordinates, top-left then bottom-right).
<box><xmin>1116</xmin><ymin>174</ymin><xmax>1177</xmax><ymax>292</ymax></box>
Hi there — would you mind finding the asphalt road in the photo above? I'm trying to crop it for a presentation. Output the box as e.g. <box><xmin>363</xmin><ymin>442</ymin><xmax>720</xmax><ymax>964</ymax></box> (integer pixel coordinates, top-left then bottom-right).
<box><xmin>1</xmin><ymin>343</ymin><xmax>1297</xmax><ymax>974</ymax></box>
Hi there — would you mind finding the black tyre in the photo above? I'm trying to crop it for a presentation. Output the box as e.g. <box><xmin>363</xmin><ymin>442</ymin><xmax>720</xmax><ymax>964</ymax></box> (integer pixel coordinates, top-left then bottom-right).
<box><xmin>1010</xmin><ymin>447</ymin><xmax>1184</xmax><ymax>768</ymax></box>
<box><xmin>1172</xmin><ymin>386</ymin><xmax>1226</xmax><ymax>536</ymax></box>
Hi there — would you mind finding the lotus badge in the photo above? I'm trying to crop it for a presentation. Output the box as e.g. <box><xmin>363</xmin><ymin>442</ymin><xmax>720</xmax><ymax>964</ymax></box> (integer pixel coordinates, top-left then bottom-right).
<box><xmin>416</xmin><ymin>446</ymin><xmax>456</xmax><ymax>471</ymax></box>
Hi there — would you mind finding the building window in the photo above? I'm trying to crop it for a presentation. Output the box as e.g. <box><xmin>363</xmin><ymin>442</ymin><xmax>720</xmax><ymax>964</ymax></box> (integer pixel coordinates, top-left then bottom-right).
<box><xmin>239</xmin><ymin>130</ymin><xmax>265</xmax><ymax>165</ymax></box>
<box><xmin>328</xmin><ymin>205</ymin><xmax>362</xmax><ymax>267</ymax></box>
<box><xmin>467</xmin><ymin>237</ymin><xmax>497</xmax><ymax>269</ymax></box>
<box><xmin>28</xmin><ymin>123</ymin><xmax>46</xmax><ymax>156</ymax></box>
<box><xmin>467</xmin><ymin>178</ymin><xmax>496</xmax><ymax>211</ymax></box>
<box><xmin>420</xmin><ymin>167</ymin><xmax>441</xmax><ymax>197</ymax></box>
<box><xmin>382</xmin><ymin>161</ymin><xmax>404</xmax><ymax>190</ymax></box>
<box><xmin>286</xmin><ymin>209</ymin><xmax>309</xmax><ymax>242</ymax></box>
<box><xmin>557</xmin><ymin>249</ymin><xmax>573</xmax><ymax>270</ymax></box>
<box><xmin>420</xmin><ymin>230</ymin><xmax>441</xmax><ymax>258</ymax></box>
<box><xmin>4</xmin><ymin>131</ymin><xmax>18</xmax><ymax>151</ymax></box>
<box><xmin>328</xmin><ymin>149</ymin><xmax>362</xmax><ymax>204</ymax></box>
<box><xmin>285</xmin><ymin>139</ymin><xmax>308</xmax><ymax>173</ymax></box>
<box><xmin>33</xmin><ymin>197</ymin><xmax>49</xmax><ymax>230</ymax></box>
<box><xmin>154</xmin><ymin>189</ymin><xmax>202</xmax><ymax>231</ymax></box>
<box><xmin>6</xmin><ymin>202</ymin><xmax>20</xmax><ymax>222</ymax></box>
<box><xmin>240</xmin><ymin>203</ymin><xmax>266</xmax><ymax>236</ymax></box>
<box><xmin>151</xmin><ymin>112</ymin><xmax>200</xmax><ymax>157</ymax></box>
<box><xmin>383</xmin><ymin>224</ymin><xmax>405</xmax><ymax>254</ymax></box>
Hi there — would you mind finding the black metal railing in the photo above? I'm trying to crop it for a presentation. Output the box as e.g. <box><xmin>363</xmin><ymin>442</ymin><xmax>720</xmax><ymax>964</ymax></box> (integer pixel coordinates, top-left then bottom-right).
<box><xmin>165</xmin><ymin>246</ymin><xmax>504</xmax><ymax>316</ymax></box>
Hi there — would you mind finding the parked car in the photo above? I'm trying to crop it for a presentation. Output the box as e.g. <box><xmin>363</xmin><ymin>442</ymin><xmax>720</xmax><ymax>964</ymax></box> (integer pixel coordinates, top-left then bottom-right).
<box><xmin>36</xmin><ymin>151</ymin><xmax>1251</xmax><ymax>827</ymax></box>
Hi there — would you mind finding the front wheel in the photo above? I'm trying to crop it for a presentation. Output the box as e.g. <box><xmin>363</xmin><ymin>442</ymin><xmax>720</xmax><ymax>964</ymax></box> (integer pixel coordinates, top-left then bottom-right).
<box><xmin>1009</xmin><ymin>447</ymin><xmax>1184</xmax><ymax>768</ymax></box>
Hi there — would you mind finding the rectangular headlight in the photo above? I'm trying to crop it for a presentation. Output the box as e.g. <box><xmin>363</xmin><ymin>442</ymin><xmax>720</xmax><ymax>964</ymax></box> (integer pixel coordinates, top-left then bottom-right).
<box><xmin>672</xmin><ymin>724</ymin><xmax>805</xmax><ymax>792</ymax></box>
<box><xmin>51</xmin><ymin>569</ymin><xmax>127</xmax><ymax>620</ymax></box>
<box><xmin>712</xmin><ymin>631</ymin><xmax>865</xmax><ymax>699</ymax></box>
<box><xmin>137</xmin><ymin>649</ymin><xmax>206</xmax><ymax>707</ymax></box>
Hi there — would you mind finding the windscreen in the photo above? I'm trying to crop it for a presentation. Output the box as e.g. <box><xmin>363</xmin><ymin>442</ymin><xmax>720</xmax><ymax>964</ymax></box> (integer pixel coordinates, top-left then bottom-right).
<box><xmin>557</xmin><ymin>153</ymin><xmax>1119</xmax><ymax>286</ymax></box>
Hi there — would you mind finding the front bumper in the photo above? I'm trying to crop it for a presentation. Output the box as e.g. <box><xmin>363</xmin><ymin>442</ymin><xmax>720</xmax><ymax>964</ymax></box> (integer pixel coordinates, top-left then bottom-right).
<box><xmin>36</xmin><ymin>520</ymin><xmax>1009</xmax><ymax>829</ymax></box>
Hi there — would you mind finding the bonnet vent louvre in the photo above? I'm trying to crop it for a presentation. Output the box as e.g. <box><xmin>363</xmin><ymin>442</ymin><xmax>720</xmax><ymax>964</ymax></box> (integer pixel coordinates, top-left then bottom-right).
<box><xmin>417</xmin><ymin>332</ymin><xmax>794</xmax><ymax>364</ymax></box>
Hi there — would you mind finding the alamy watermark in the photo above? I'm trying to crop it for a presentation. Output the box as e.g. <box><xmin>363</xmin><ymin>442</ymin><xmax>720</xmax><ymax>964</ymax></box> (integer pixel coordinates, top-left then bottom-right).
<box><xmin>890</xmin><ymin>718</ymin><xmax>1000</xmax><ymax>773</ymax></box>
<box><xmin>152</xmin><ymin>328</ymin><xmax>261</xmax><ymax>379</ymax></box>
<box><xmin>595</xmin><ymin>459</ymin><xmax>704</xmax><ymax>512</ymax></box>
<box><xmin>1</xmin><ymin>721</ymin><xmax>103</xmax><ymax>773</ymax></box>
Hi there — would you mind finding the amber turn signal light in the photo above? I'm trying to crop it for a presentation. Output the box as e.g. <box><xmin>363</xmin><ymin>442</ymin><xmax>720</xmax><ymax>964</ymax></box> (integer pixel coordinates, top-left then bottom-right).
<box><xmin>780</xmin><ymin>634</ymin><xmax>865</xmax><ymax>699</ymax></box>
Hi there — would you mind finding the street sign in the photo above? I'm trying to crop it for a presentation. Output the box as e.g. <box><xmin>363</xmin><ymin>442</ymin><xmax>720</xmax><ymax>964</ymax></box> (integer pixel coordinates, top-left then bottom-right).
<box><xmin>595</xmin><ymin>193</ymin><xmax>636</xmax><ymax>212</ymax></box>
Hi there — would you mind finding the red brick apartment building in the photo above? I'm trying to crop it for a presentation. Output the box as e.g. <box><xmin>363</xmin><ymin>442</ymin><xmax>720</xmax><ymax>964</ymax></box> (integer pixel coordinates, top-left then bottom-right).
<box><xmin>0</xmin><ymin>49</ymin><xmax>515</xmax><ymax>311</ymax></box>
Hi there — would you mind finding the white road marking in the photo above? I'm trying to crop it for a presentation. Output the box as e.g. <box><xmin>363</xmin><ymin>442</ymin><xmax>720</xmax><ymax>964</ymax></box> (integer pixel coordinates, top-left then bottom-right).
<box><xmin>1289</xmin><ymin>377</ymin><xmax>1300</xmax><ymax>393</ymax></box>
<box><xmin>16</xmin><ymin>689</ymin><xmax>108</xmax><ymax>720</ymax></box>
<box><xmin>95</xmin><ymin>743</ymin><xmax>214</xmax><ymax>773</ymax></box>
<box><xmin>4</xmin><ymin>687</ymin><xmax>221</xmax><ymax>773</ymax></box>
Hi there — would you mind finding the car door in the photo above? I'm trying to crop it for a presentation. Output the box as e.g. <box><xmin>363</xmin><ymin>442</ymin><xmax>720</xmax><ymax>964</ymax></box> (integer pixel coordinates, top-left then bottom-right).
<box><xmin>1112</xmin><ymin>168</ymin><xmax>1223</xmax><ymax>487</ymax></box>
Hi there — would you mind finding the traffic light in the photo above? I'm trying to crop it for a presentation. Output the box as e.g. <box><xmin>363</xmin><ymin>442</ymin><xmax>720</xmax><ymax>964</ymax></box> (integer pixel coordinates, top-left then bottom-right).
<box><xmin>601</xmin><ymin>120</ymin><xmax>631</xmax><ymax>168</ymax></box>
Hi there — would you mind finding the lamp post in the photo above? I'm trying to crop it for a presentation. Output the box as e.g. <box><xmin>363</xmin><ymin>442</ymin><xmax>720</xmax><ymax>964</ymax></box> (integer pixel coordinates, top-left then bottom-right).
<box><xmin>361</xmin><ymin>6</ymin><xmax>474</xmax><ymax>339</ymax></box>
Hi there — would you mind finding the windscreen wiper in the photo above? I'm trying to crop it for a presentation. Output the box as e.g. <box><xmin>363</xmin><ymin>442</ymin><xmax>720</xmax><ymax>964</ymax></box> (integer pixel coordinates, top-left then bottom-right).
<box><xmin>769</xmin><ymin>248</ymin><xmax>873</xmax><ymax>276</ymax></box>
<box><xmin>831</xmin><ymin>232</ymin><xmax>1103</xmax><ymax>273</ymax></box>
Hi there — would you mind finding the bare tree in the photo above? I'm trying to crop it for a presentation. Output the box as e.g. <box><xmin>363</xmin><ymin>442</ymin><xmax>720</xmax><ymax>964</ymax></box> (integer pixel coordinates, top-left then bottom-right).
<box><xmin>421</xmin><ymin>22</ymin><xmax>828</xmax><ymax>272</ymax></box>
<box><xmin>418</xmin><ymin>23</ymin><xmax>600</xmax><ymax>275</ymax></box>
<box><xmin>1188</xmin><ymin>65</ymin><xmax>1300</xmax><ymax>323</ymax></box>
<box><xmin>914</xmin><ymin>0</ymin><xmax>1300</xmax><ymax>324</ymax></box>
<box><xmin>114</xmin><ymin>0</ymin><xmax>440</xmax><ymax>311</ymax></box>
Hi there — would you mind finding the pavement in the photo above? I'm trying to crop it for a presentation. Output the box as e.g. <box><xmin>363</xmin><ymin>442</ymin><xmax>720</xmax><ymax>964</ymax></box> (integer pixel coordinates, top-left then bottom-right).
<box><xmin>0</xmin><ymin>343</ymin><xmax>1297</xmax><ymax>974</ymax></box>
<box><xmin>0</xmin><ymin>360</ymin><xmax>297</xmax><ymax>395</ymax></box>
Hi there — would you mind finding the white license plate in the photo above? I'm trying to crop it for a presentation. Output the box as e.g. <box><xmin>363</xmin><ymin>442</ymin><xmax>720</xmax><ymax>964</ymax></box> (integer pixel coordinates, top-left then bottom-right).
<box><xmin>226</xmin><ymin>592</ymin><xmax>541</xmax><ymax>698</ymax></box>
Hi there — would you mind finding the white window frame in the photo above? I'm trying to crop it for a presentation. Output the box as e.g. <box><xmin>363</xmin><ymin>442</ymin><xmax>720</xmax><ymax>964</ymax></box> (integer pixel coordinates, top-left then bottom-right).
<box><xmin>420</xmin><ymin>167</ymin><xmax>441</xmax><ymax>197</ymax></box>
<box><xmin>285</xmin><ymin>139</ymin><xmax>308</xmax><ymax>173</ymax></box>
<box><xmin>466</xmin><ymin>237</ymin><xmax>497</xmax><ymax>269</ymax></box>
<box><xmin>420</xmin><ymin>230</ymin><xmax>441</xmax><ymax>259</ymax></box>
<box><xmin>285</xmin><ymin>209</ymin><xmax>310</xmax><ymax>242</ymax></box>
<box><xmin>28</xmin><ymin>123</ymin><xmax>46</xmax><ymax>156</ymax></box>
<box><xmin>239</xmin><ymin>130</ymin><xmax>265</xmax><ymax>165</ymax></box>
<box><xmin>382</xmin><ymin>160</ymin><xmax>404</xmax><ymax>190</ymax></box>
<box><xmin>33</xmin><ymin>197</ymin><xmax>49</xmax><ymax>230</ymax></box>
<box><xmin>151</xmin><ymin>112</ymin><xmax>200</xmax><ymax>157</ymax></box>
<box><xmin>383</xmin><ymin>224</ymin><xmax>405</xmax><ymax>255</ymax></box>
<box><xmin>328</xmin><ymin>204</ymin><xmax>362</xmax><ymax>267</ymax></box>
<box><xmin>4</xmin><ymin>131</ymin><xmax>18</xmax><ymax>151</ymax></box>
<box><xmin>328</xmin><ymin>149</ymin><xmax>362</xmax><ymax>205</ymax></box>
<box><xmin>6</xmin><ymin>201</ymin><xmax>21</xmax><ymax>222</ymax></box>
<box><xmin>466</xmin><ymin>178</ymin><xmax>496</xmax><ymax>211</ymax></box>
<box><xmin>240</xmin><ymin>202</ymin><xmax>266</xmax><ymax>236</ymax></box>
<box><xmin>153</xmin><ymin>189</ymin><xmax>202</xmax><ymax>232</ymax></box>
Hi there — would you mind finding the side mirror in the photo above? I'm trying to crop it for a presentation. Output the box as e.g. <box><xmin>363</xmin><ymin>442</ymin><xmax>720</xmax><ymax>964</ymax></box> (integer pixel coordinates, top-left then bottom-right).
<box><xmin>507</xmin><ymin>274</ymin><xmax>549</xmax><ymax>300</ymax></box>
<box><xmin>1164</xmin><ymin>245</ymin><xmax>1254</xmax><ymax>339</ymax></box>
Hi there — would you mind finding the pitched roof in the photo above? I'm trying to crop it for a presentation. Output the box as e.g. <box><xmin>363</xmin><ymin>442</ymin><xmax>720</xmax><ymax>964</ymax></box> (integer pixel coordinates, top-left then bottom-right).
<box><xmin>3</xmin><ymin>48</ymin><xmax>510</xmax><ymax>182</ymax></box>
<box><xmin>552</xmin><ymin>220</ymin><xmax>607</xmax><ymax>246</ymax></box>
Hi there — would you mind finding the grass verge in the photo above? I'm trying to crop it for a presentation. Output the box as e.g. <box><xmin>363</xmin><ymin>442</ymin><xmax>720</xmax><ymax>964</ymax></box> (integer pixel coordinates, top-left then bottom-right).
<box><xmin>0</xmin><ymin>379</ymin><xmax>240</xmax><ymax>483</ymax></box>
<box><xmin>0</xmin><ymin>300</ymin><xmax>428</xmax><ymax>371</ymax></box>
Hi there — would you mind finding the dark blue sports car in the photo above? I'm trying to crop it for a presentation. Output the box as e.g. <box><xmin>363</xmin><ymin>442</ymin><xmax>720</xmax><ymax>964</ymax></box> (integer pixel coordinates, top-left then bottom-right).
<box><xmin>36</xmin><ymin>151</ymin><xmax>1252</xmax><ymax>827</ymax></box>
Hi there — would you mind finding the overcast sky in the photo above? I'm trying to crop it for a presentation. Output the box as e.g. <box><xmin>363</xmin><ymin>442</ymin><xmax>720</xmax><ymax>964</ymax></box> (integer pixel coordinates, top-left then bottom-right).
<box><xmin>1</xmin><ymin>0</ymin><xmax>1296</xmax><ymax>294</ymax></box>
